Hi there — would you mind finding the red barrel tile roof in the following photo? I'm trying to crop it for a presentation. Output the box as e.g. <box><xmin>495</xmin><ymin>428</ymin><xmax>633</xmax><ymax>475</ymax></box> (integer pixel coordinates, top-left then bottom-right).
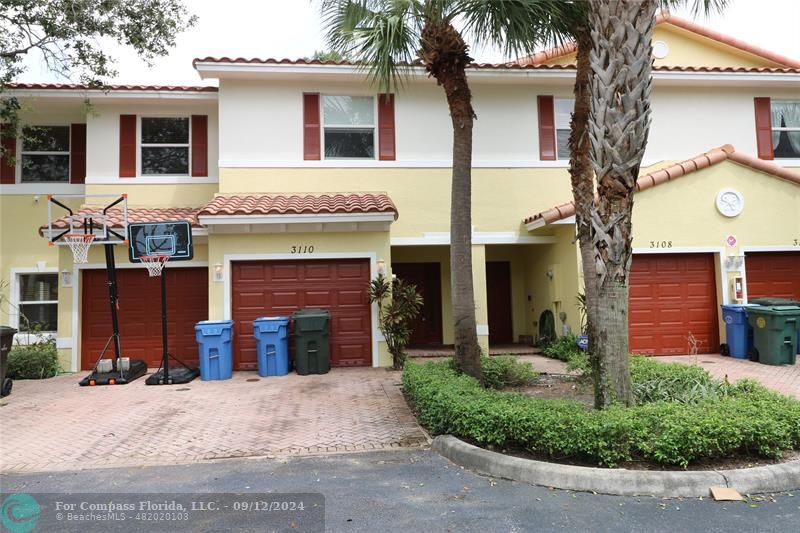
<box><xmin>199</xmin><ymin>193</ymin><xmax>397</xmax><ymax>219</ymax></box>
<box><xmin>524</xmin><ymin>145</ymin><xmax>800</xmax><ymax>227</ymax></box>
<box><xmin>41</xmin><ymin>207</ymin><xmax>202</xmax><ymax>236</ymax></box>
<box><xmin>8</xmin><ymin>82</ymin><xmax>217</xmax><ymax>92</ymax></box>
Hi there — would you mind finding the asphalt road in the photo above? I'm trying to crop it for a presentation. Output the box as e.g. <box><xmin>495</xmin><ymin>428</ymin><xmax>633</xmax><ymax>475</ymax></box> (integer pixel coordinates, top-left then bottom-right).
<box><xmin>1</xmin><ymin>449</ymin><xmax>797</xmax><ymax>533</ymax></box>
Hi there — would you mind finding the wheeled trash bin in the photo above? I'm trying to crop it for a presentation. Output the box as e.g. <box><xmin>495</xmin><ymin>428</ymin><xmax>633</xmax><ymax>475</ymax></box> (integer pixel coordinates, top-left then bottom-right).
<box><xmin>0</xmin><ymin>326</ymin><xmax>17</xmax><ymax>397</ymax></box>
<box><xmin>253</xmin><ymin>316</ymin><xmax>290</xmax><ymax>377</ymax></box>
<box><xmin>746</xmin><ymin>306</ymin><xmax>800</xmax><ymax>365</ymax></box>
<box><xmin>195</xmin><ymin>320</ymin><xmax>235</xmax><ymax>380</ymax></box>
<box><xmin>750</xmin><ymin>297</ymin><xmax>800</xmax><ymax>354</ymax></box>
<box><xmin>292</xmin><ymin>309</ymin><xmax>331</xmax><ymax>375</ymax></box>
<box><xmin>720</xmin><ymin>304</ymin><xmax>759</xmax><ymax>359</ymax></box>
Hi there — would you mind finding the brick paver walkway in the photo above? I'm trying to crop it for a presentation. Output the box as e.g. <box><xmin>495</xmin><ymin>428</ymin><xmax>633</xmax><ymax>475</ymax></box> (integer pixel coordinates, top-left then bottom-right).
<box><xmin>0</xmin><ymin>369</ymin><xmax>428</xmax><ymax>474</ymax></box>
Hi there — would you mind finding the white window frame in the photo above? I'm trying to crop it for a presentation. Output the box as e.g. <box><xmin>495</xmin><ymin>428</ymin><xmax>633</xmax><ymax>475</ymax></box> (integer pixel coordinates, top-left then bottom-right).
<box><xmin>138</xmin><ymin>115</ymin><xmax>192</xmax><ymax>177</ymax></box>
<box><xmin>8</xmin><ymin>268</ymin><xmax>59</xmax><ymax>343</ymax></box>
<box><xmin>18</xmin><ymin>124</ymin><xmax>71</xmax><ymax>183</ymax></box>
<box><xmin>771</xmin><ymin>100</ymin><xmax>800</xmax><ymax>159</ymax></box>
<box><xmin>554</xmin><ymin>98</ymin><xmax>574</xmax><ymax>161</ymax></box>
<box><xmin>321</xmin><ymin>95</ymin><xmax>377</xmax><ymax>161</ymax></box>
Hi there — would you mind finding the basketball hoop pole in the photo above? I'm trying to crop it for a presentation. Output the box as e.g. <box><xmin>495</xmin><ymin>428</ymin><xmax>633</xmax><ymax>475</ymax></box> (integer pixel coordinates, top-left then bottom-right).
<box><xmin>104</xmin><ymin>243</ymin><xmax>124</xmax><ymax>374</ymax></box>
<box><xmin>160</xmin><ymin>262</ymin><xmax>170</xmax><ymax>384</ymax></box>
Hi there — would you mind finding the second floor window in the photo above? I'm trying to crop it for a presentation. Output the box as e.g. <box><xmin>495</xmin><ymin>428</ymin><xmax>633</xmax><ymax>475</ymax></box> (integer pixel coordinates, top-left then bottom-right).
<box><xmin>554</xmin><ymin>99</ymin><xmax>574</xmax><ymax>160</ymax></box>
<box><xmin>21</xmin><ymin>125</ymin><xmax>70</xmax><ymax>182</ymax></box>
<box><xmin>322</xmin><ymin>96</ymin><xmax>375</xmax><ymax>159</ymax></box>
<box><xmin>141</xmin><ymin>117</ymin><xmax>190</xmax><ymax>174</ymax></box>
<box><xmin>772</xmin><ymin>101</ymin><xmax>800</xmax><ymax>158</ymax></box>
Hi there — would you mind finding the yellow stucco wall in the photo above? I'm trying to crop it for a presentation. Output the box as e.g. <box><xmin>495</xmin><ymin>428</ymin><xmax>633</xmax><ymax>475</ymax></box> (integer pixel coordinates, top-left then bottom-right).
<box><xmin>85</xmin><ymin>184</ymin><xmax>218</xmax><ymax>208</ymax></box>
<box><xmin>207</xmin><ymin>231</ymin><xmax>392</xmax><ymax>367</ymax></box>
<box><xmin>219</xmin><ymin>167</ymin><xmax>572</xmax><ymax>237</ymax></box>
<box><xmin>542</xmin><ymin>24</ymin><xmax>782</xmax><ymax>69</ymax></box>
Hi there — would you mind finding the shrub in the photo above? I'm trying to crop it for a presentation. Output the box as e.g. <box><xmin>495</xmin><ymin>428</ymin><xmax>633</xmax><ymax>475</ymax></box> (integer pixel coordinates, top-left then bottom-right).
<box><xmin>8</xmin><ymin>340</ymin><xmax>60</xmax><ymax>379</ymax></box>
<box><xmin>542</xmin><ymin>334</ymin><xmax>582</xmax><ymax>362</ymax></box>
<box><xmin>403</xmin><ymin>360</ymin><xmax>800</xmax><ymax>468</ymax></box>
<box><xmin>479</xmin><ymin>356</ymin><xmax>537</xmax><ymax>389</ymax></box>
<box><xmin>630</xmin><ymin>357</ymin><xmax>728</xmax><ymax>404</ymax></box>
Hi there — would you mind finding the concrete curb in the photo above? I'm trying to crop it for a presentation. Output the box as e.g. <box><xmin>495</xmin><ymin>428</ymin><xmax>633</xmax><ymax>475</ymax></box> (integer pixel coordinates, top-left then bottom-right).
<box><xmin>432</xmin><ymin>435</ymin><xmax>800</xmax><ymax>497</ymax></box>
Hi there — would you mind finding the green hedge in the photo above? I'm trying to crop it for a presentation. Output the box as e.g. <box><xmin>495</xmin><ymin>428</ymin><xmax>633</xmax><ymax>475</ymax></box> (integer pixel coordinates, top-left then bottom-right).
<box><xmin>8</xmin><ymin>342</ymin><xmax>60</xmax><ymax>379</ymax></box>
<box><xmin>403</xmin><ymin>361</ymin><xmax>800</xmax><ymax>467</ymax></box>
<box><xmin>449</xmin><ymin>356</ymin><xmax>537</xmax><ymax>390</ymax></box>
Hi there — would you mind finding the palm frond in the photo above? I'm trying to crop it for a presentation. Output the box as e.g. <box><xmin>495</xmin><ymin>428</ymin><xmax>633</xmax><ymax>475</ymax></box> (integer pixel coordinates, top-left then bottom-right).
<box><xmin>659</xmin><ymin>0</ymin><xmax>731</xmax><ymax>18</ymax></box>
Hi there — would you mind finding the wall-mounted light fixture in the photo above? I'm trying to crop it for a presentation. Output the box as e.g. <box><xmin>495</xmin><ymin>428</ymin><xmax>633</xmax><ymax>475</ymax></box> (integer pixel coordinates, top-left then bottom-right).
<box><xmin>61</xmin><ymin>269</ymin><xmax>73</xmax><ymax>288</ymax></box>
<box><xmin>546</xmin><ymin>269</ymin><xmax>554</xmax><ymax>280</ymax></box>
<box><xmin>376</xmin><ymin>259</ymin><xmax>386</xmax><ymax>276</ymax></box>
<box><xmin>213</xmin><ymin>263</ymin><xmax>224</xmax><ymax>282</ymax></box>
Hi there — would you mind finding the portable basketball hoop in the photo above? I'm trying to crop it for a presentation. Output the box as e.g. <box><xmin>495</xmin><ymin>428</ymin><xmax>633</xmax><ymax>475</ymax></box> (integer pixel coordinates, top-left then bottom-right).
<box><xmin>140</xmin><ymin>255</ymin><xmax>169</xmax><ymax>277</ymax></box>
<box><xmin>63</xmin><ymin>233</ymin><xmax>96</xmax><ymax>264</ymax></box>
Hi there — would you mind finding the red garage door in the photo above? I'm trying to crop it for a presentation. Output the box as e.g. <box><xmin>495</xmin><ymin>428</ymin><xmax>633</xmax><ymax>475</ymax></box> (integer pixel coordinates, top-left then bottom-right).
<box><xmin>81</xmin><ymin>268</ymin><xmax>208</xmax><ymax>370</ymax></box>
<box><xmin>629</xmin><ymin>253</ymin><xmax>719</xmax><ymax>355</ymax></box>
<box><xmin>746</xmin><ymin>252</ymin><xmax>800</xmax><ymax>300</ymax></box>
<box><xmin>231</xmin><ymin>259</ymin><xmax>372</xmax><ymax>370</ymax></box>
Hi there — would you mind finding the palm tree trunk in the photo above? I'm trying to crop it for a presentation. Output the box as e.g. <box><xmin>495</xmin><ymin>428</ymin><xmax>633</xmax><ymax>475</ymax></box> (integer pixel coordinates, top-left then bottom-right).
<box><xmin>420</xmin><ymin>22</ymin><xmax>482</xmax><ymax>381</ymax></box>
<box><xmin>587</xmin><ymin>0</ymin><xmax>657</xmax><ymax>407</ymax></box>
<box><xmin>568</xmin><ymin>27</ymin><xmax>604</xmax><ymax>407</ymax></box>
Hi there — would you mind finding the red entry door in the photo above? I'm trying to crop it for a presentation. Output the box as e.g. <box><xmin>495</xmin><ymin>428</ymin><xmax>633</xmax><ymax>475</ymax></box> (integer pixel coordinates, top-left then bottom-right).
<box><xmin>81</xmin><ymin>267</ymin><xmax>208</xmax><ymax>369</ymax></box>
<box><xmin>231</xmin><ymin>259</ymin><xmax>372</xmax><ymax>369</ymax></box>
<box><xmin>392</xmin><ymin>262</ymin><xmax>443</xmax><ymax>346</ymax></box>
<box><xmin>486</xmin><ymin>261</ymin><xmax>514</xmax><ymax>345</ymax></box>
<box><xmin>628</xmin><ymin>253</ymin><xmax>719</xmax><ymax>355</ymax></box>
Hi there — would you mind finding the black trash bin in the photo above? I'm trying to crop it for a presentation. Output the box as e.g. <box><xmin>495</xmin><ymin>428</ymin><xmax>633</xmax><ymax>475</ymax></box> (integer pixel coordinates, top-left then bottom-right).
<box><xmin>292</xmin><ymin>309</ymin><xmax>331</xmax><ymax>375</ymax></box>
<box><xmin>0</xmin><ymin>326</ymin><xmax>17</xmax><ymax>397</ymax></box>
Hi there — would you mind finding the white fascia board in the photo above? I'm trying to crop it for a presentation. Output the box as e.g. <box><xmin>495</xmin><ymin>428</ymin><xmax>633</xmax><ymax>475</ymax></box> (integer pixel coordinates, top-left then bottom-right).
<box><xmin>4</xmin><ymin>90</ymin><xmax>217</xmax><ymax>100</ymax></box>
<box><xmin>524</xmin><ymin>219</ymin><xmax>548</xmax><ymax>232</ymax></box>
<box><xmin>199</xmin><ymin>212</ymin><xmax>396</xmax><ymax>226</ymax></box>
<box><xmin>391</xmin><ymin>232</ymin><xmax>557</xmax><ymax>246</ymax></box>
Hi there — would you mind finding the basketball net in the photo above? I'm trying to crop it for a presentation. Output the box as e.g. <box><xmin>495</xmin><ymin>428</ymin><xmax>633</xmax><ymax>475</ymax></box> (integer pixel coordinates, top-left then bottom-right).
<box><xmin>64</xmin><ymin>234</ymin><xmax>95</xmax><ymax>264</ymax></box>
<box><xmin>141</xmin><ymin>255</ymin><xmax>170</xmax><ymax>277</ymax></box>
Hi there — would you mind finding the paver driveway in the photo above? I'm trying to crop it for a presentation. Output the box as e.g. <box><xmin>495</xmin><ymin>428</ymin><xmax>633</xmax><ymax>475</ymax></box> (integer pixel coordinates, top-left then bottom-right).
<box><xmin>0</xmin><ymin>369</ymin><xmax>428</xmax><ymax>474</ymax></box>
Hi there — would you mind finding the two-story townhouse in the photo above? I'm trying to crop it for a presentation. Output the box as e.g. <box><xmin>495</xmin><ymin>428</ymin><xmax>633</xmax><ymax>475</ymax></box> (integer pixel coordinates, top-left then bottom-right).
<box><xmin>1</xmin><ymin>15</ymin><xmax>798</xmax><ymax>373</ymax></box>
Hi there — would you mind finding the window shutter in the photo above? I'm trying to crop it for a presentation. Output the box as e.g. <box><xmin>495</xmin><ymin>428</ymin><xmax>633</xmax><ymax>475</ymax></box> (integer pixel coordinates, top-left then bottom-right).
<box><xmin>754</xmin><ymin>97</ymin><xmax>774</xmax><ymax>160</ymax></box>
<box><xmin>119</xmin><ymin>114</ymin><xmax>137</xmax><ymax>177</ymax></box>
<box><xmin>191</xmin><ymin>115</ymin><xmax>208</xmax><ymax>177</ymax></box>
<box><xmin>0</xmin><ymin>123</ymin><xmax>15</xmax><ymax>184</ymax></box>
<box><xmin>537</xmin><ymin>95</ymin><xmax>556</xmax><ymax>161</ymax></box>
<box><xmin>303</xmin><ymin>93</ymin><xmax>321</xmax><ymax>160</ymax></box>
<box><xmin>377</xmin><ymin>93</ymin><xmax>396</xmax><ymax>161</ymax></box>
<box><xmin>70</xmin><ymin>123</ymin><xmax>87</xmax><ymax>184</ymax></box>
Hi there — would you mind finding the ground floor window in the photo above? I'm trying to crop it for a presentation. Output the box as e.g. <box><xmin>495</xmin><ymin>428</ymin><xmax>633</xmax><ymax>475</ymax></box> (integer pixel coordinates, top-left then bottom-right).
<box><xmin>17</xmin><ymin>273</ymin><xmax>58</xmax><ymax>333</ymax></box>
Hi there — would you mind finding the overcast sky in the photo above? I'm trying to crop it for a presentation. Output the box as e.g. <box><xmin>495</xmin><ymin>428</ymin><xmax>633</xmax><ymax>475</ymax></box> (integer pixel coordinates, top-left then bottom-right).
<box><xmin>19</xmin><ymin>0</ymin><xmax>800</xmax><ymax>86</ymax></box>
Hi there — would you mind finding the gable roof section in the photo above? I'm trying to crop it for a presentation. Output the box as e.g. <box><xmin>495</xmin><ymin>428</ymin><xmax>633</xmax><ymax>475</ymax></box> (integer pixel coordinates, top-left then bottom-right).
<box><xmin>518</xmin><ymin>14</ymin><xmax>800</xmax><ymax>69</ymax></box>
<box><xmin>524</xmin><ymin>145</ymin><xmax>800</xmax><ymax>229</ymax></box>
<box><xmin>7</xmin><ymin>82</ymin><xmax>217</xmax><ymax>93</ymax></box>
<box><xmin>198</xmin><ymin>193</ymin><xmax>398</xmax><ymax>220</ymax></box>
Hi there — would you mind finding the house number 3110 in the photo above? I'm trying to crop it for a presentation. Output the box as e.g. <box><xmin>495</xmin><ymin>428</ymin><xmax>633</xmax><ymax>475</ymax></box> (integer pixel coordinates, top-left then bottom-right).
<box><xmin>290</xmin><ymin>245</ymin><xmax>315</xmax><ymax>253</ymax></box>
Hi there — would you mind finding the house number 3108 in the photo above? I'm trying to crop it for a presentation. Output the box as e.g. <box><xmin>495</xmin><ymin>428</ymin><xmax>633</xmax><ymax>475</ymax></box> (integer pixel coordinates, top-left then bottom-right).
<box><xmin>290</xmin><ymin>245</ymin><xmax>315</xmax><ymax>253</ymax></box>
<box><xmin>649</xmin><ymin>240</ymin><xmax>673</xmax><ymax>248</ymax></box>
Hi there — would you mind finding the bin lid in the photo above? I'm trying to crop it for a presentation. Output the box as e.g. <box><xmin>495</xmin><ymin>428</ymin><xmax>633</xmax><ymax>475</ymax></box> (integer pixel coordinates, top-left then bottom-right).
<box><xmin>292</xmin><ymin>309</ymin><xmax>330</xmax><ymax>317</ymax></box>
<box><xmin>254</xmin><ymin>316</ymin><xmax>290</xmax><ymax>323</ymax></box>
<box><xmin>722</xmin><ymin>304</ymin><xmax>760</xmax><ymax>310</ymax></box>
<box><xmin>749</xmin><ymin>305</ymin><xmax>800</xmax><ymax>314</ymax></box>
<box><xmin>195</xmin><ymin>320</ymin><xmax>235</xmax><ymax>327</ymax></box>
<box><xmin>0</xmin><ymin>326</ymin><xmax>18</xmax><ymax>335</ymax></box>
<box><xmin>750</xmin><ymin>297</ymin><xmax>800</xmax><ymax>306</ymax></box>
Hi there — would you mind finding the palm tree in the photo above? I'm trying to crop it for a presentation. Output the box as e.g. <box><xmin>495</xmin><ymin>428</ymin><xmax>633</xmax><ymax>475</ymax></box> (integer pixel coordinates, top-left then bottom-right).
<box><xmin>555</xmin><ymin>0</ymin><xmax>728</xmax><ymax>407</ymax></box>
<box><xmin>320</xmin><ymin>0</ymin><xmax>560</xmax><ymax>382</ymax></box>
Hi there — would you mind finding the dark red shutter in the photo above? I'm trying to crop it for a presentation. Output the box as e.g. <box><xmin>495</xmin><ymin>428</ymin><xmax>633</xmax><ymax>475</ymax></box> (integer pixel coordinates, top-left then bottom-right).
<box><xmin>119</xmin><ymin>114</ymin><xmax>137</xmax><ymax>177</ymax></box>
<box><xmin>0</xmin><ymin>123</ymin><xmax>15</xmax><ymax>184</ymax></box>
<box><xmin>754</xmin><ymin>97</ymin><xmax>774</xmax><ymax>160</ymax></box>
<box><xmin>377</xmin><ymin>93</ymin><xmax>396</xmax><ymax>161</ymax></box>
<box><xmin>191</xmin><ymin>115</ymin><xmax>208</xmax><ymax>177</ymax></box>
<box><xmin>70</xmin><ymin>123</ymin><xmax>87</xmax><ymax>184</ymax></box>
<box><xmin>538</xmin><ymin>95</ymin><xmax>556</xmax><ymax>161</ymax></box>
<box><xmin>303</xmin><ymin>93</ymin><xmax>321</xmax><ymax>160</ymax></box>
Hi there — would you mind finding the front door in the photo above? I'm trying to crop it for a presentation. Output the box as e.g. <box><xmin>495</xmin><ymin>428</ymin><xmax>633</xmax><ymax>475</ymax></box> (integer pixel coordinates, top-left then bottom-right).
<box><xmin>486</xmin><ymin>261</ymin><xmax>514</xmax><ymax>345</ymax></box>
<box><xmin>392</xmin><ymin>262</ymin><xmax>443</xmax><ymax>346</ymax></box>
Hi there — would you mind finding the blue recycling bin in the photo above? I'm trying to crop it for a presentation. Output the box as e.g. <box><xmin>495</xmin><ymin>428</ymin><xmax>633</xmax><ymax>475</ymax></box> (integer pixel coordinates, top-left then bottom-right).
<box><xmin>253</xmin><ymin>316</ymin><xmax>290</xmax><ymax>377</ymax></box>
<box><xmin>195</xmin><ymin>320</ymin><xmax>235</xmax><ymax>381</ymax></box>
<box><xmin>721</xmin><ymin>304</ymin><xmax>758</xmax><ymax>359</ymax></box>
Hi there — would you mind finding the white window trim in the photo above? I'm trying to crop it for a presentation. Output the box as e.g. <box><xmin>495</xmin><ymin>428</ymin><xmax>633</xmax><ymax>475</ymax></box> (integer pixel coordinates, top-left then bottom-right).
<box><xmin>320</xmin><ymin>95</ymin><xmax>377</xmax><ymax>161</ymax></box>
<box><xmin>17</xmin><ymin>124</ymin><xmax>72</xmax><ymax>184</ymax></box>
<box><xmin>771</xmin><ymin>100</ymin><xmax>800</xmax><ymax>159</ymax></box>
<box><xmin>138</xmin><ymin>115</ymin><xmax>192</xmax><ymax>177</ymax></box>
<box><xmin>8</xmin><ymin>267</ymin><xmax>59</xmax><ymax>344</ymax></box>
<box><xmin>554</xmin><ymin>98</ymin><xmax>574</xmax><ymax>161</ymax></box>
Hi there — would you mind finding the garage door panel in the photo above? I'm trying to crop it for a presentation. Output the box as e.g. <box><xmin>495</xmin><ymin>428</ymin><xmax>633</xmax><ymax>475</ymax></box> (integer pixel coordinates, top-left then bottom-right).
<box><xmin>231</xmin><ymin>259</ymin><xmax>372</xmax><ymax>368</ymax></box>
<box><xmin>82</xmin><ymin>268</ymin><xmax>208</xmax><ymax>370</ymax></box>
<box><xmin>746</xmin><ymin>252</ymin><xmax>800</xmax><ymax>300</ymax></box>
<box><xmin>629</xmin><ymin>253</ymin><xmax>718</xmax><ymax>355</ymax></box>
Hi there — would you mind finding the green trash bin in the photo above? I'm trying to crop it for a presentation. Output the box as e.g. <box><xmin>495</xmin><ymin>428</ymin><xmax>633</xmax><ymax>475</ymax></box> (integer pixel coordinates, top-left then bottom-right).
<box><xmin>292</xmin><ymin>309</ymin><xmax>331</xmax><ymax>375</ymax></box>
<box><xmin>750</xmin><ymin>298</ymin><xmax>800</xmax><ymax>354</ymax></box>
<box><xmin>746</xmin><ymin>306</ymin><xmax>800</xmax><ymax>365</ymax></box>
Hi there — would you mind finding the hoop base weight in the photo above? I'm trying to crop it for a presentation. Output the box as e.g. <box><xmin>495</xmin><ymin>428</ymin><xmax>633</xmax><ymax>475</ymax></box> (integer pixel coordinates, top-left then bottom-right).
<box><xmin>79</xmin><ymin>359</ymin><xmax>147</xmax><ymax>386</ymax></box>
<box><xmin>146</xmin><ymin>366</ymin><xmax>200</xmax><ymax>385</ymax></box>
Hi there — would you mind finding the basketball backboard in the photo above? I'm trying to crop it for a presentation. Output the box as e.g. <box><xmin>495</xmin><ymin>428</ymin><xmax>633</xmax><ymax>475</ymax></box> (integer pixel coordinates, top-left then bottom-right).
<box><xmin>127</xmin><ymin>221</ymin><xmax>193</xmax><ymax>263</ymax></box>
<box><xmin>46</xmin><ymin>194</ymin><xmax>129</xmax><ymax>245</ymax></box>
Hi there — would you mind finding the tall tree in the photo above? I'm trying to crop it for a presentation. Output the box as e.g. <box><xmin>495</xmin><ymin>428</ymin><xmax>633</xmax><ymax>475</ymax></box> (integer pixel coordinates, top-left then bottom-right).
<box><xmin>320</xmin><ymin>0</ymin><xmax>558</xmax><ymax>382</ymax></box>
<box><xmin>1</xmin><ymin>0</ymin><xmax>197</xmax><ymax>152</ymax></box>
<box><xmin>534</xmin><ymin>1</ymin><xmax>728</xmax><ymax>408</ymax></box>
